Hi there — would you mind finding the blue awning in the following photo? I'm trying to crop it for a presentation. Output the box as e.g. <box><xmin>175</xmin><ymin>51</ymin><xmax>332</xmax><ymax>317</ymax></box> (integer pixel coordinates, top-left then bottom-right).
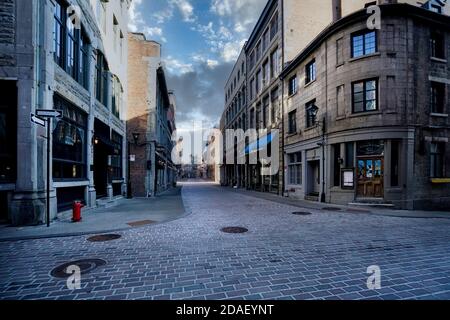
<box><xmin>245</xmin><ymin>132</ymin><xmax>276</xmax><ymax>155</ymax></box>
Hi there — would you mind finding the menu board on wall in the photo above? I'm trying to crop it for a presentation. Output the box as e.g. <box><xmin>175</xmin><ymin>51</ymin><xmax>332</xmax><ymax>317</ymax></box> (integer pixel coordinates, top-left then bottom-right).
<box><xmin>342</xmin><ymin>169</ymin><xmax>354</xmax><ymax>189</ymax></box>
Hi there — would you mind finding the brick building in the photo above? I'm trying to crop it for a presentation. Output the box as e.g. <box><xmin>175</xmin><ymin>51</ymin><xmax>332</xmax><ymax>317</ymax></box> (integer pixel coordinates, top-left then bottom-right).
<box><xmin>127</xmin><ymin>33</ymin><xmax>177</xmax><ymax>198</ymax></box>
<box><xmin>280</xmin><ymin>3</ymin><xmax>450</xmax><ymax>209</ymax></box>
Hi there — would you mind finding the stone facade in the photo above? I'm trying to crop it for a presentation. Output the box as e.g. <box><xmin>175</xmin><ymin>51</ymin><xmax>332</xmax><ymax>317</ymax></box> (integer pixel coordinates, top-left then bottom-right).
<box><xmin>281</xmin><ymin>3</ymin><xmax>450</xmax><ymax>210</ymax></box>
<box><xmin>0</xmin><ymin>0</ymin><xmax>130</xmax><ymax>226</ymax></box>
<box><xmin>127</xmin><ymin>33</ymin><xmax>177</xmax><ymax>198</ymax></box>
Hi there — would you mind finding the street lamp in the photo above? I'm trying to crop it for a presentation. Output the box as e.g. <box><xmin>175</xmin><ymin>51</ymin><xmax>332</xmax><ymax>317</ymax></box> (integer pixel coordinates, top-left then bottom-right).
<box><xmin>127</xmin><ymin>132</ymin><xmax>140</xmax><ymax>199</ymax></box>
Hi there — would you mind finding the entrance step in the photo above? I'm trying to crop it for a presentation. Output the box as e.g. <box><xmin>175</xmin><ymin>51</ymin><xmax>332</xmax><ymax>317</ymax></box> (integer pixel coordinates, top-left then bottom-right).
<box><xmin>349</xmin><ymin>198</ymin><xmax>395</xmax><ymax>208</ymax></box>
<box><xmin>96</xmin><ymin>198</ymin><xmax>119</xmax><ymax>209</ymax></box>
<box><xmin>305</xmin><ymin>195</ymin><xmax>319</xmax><ymax>202</ymax></box>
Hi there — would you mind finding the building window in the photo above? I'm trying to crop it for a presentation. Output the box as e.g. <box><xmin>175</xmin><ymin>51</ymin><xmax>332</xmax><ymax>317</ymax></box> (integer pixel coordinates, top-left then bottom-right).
<box><xmin>95</xmin><ymin>52</ymin><xmax>109</xmax><ymax>106</ymax></box>
<box><xmin>431</xmin><ymin>82</ymin><xmax>446</xmax><ymax>114</ymax></box>
<box><xmin>305</xmin><ymin>59</ymin><xmax>316</xmax><ymax>84</ymax></box>
<box><xmin>352</xmin><ymin>79</ymin><xmax>378</xmax><ymax>113</ymax></box>
<box><xmin>430</xmin><ymin>142</ymin><xmax>445</xmax><ymax>178</ymax></box>
<box><xmin>270</xmin><ymin>12</ymin><xmax>278</xmax><ymax>40</ymax></box>
<box><xmin>306</xmin><ymin>100</ymin><xmax>318</xmax><ymax>128</ymax></box>
<box><xmin>53</xmin><ymin>1</ymin><xmax>64</xmax><ymax>68</ymax></box>
<box><xmin>53</xmin><ymin>0</ymin><xmax>90</xmax><ymax>88</ymax></box>
<box><xmin>288</xmin><ymin>110</ymin><xmax>297</xmax><ymax>134</ymax></box>
<box><xmin>288</xmin><ymin>152</ymin><xmax>302</xmax><ymax>185</ymax></box>
<box><xmin>336</xmin><ymin>38</ymin><xmax>344</xmax><ymax>66</ymax></box>
<box><xmin>256</xmin><ymin>70</ymin><xmax>261</xmax><ymax>94</ymax></box>
<box><xmin>288</xmin><ymin>75</ymin><xmax>297</xmax><ymax>96</ymax></box>
<box><xmin>250</xmin><ymin>78</ymin><xmax>255</xmax><ymax>100</ymax></box>
<box><xmin>430</xmin><ymin>32</ymin><xmax>445</xmax><ymax>59</ymax></box>
<box><xmin>271</xmin><ymin>87</ymin><xmax>278</xmax><ymax>123</ymax></box>
<box><xmin>262</xmin><ymin>29</ymin><xmax>269</xmax><ymax>52</ymax></box>
<box><xmin>79</xmin><ymin>31</ymin><xmax>90</xmax><ymax>90</ymax></box>
<box><xmin>112</xmin><ymin>77</ymin><xmax>122</xmax><ymax>119</ymax></box>
<box><xmin>250</xmin><ymin>108</ymin><xmax>255</xmax><ymax>129</ymax></box>
<box><xmin>249</xmin><ymin>51</ymin><xmax>255</xmax><ymax>71</ymax></box>
<box><xmin>52</xmin><ymin>95</ymin><xmax>87</xmax><ymax>180</ymax></box>
<box><xmin>110</xmin><ymin>131</ymin><xmax>123</xmax><ymax>181</ymax></box>
<box><xmin>351</xmin><ymin>30</ymin><xmax>377</xmax><ymax>58</ymax></box>
<box><xmin>262</xmin><ymin>60</ymin><xmax>269</xmax><ymax>87</ymax></box>
<box><xmin>256</xmin><ymin>42</ymin><xmax>261</xmax><ymax>63</ymax></box>
<box><xmin>270</xmin><ymin>48</ymin><xmax>279</xmax><ymax>79</ymax></box>
<box><xmin>263</xmin><ymin>97</ymin><xmax>269</xmax><ymax>128</ymax></box>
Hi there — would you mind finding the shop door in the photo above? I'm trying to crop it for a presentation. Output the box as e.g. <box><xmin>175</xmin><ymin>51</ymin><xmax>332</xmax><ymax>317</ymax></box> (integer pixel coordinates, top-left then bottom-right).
<box><xmin>357</xmin><ymin>157</ymin><xmax>384</xmax><ymax>198</ymax></box>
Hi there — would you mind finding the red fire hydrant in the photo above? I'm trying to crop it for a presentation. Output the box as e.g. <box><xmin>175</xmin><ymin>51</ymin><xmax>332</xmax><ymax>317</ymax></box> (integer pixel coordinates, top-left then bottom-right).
<box><xmin>72</xmin><ymin>201</ymin><xmax>84</xmax><ymax>222</ymax></box>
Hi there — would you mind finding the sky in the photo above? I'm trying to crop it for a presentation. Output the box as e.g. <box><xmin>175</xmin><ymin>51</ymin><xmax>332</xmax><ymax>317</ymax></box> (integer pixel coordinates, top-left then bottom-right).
<box><xmin>128</xmin><ymin>0</ymin><xmax>268</xmax><ymax>133</ymax></box>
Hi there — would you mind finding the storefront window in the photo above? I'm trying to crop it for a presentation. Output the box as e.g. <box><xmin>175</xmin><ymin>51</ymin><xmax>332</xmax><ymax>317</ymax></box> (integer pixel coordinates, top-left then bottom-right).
<box><xmin>288</xmin><ymin>152</ymin><xmax>302</xmax><ymax>185</ymax></box>
<box><xmin>110</xmin><ymin>131</ymin><xmax>123</xmax><ymax>181</ymax></box>
<box><xmin>53</xmin><ymin>95</ymin><xmax>87</xmax><ymax>180</ymax></box>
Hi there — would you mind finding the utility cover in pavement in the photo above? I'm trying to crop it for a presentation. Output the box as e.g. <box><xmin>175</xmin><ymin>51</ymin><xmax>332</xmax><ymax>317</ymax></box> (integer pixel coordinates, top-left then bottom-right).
<box><xmin>50</xmin><ymin>259</ymin><xmax>106</xmax><ymax>279</ymax></box>
<box><xmin>87</xmin><ymin>234</ymin><xmax>122</xmax><ymax>242</ymax></box>
<box><xmin>292</xmin><ymin>211</ymin><xmax>312</xmax><ymax>216</ymax></box>
<box><xmin>221</xmin><ymin>227</ymin><xmax>249</xmax><ymax>234</ymax></box>
<box><xmin>322</xmin><ymin>207</ymin><xmax>342</xmax><ymax>211</ymax></box>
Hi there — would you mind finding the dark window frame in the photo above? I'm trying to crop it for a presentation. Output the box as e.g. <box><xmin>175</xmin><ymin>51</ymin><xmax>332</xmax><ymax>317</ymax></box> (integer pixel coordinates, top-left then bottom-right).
<box><xmin>288</xmin><ymin>75</ymin><xmax>298</xmax><ymax>96</ymax></box>
<box><xmin>431</xmin><ymin>81</ymin><xmax>446</xmax><ymax>114</ymax></box>
<box><xmin>305</xmin><ymin>100</ymin><xmax>317</xmax><ymax>128</ymax></box>
<box><xmin>305</xmin><ymin>59</ymin><xmax>316</xmax><ymax>84</ymax></box>
<box><xmin>351</xmin><ymin>30</ymin><xmax>377</xmax><ymax>58</ymax></box>
<box><xmin>288</xmin><ymin>109</ymin><xmax>297</xmax><ymax>134</ymax></box>
<box><xmin>430</xmin><ymin>142</ymin><xmax>445</xmax><ymax>178</ymax></box>
<box><xmin>352</xmin><ymin>78</ymin><xmax>379</xmax><ymax>113</ymax></box>
<box><xmin>430</xmin><ymin>31</ymin><xmax>445</xmax><ymax>59</ymax></box>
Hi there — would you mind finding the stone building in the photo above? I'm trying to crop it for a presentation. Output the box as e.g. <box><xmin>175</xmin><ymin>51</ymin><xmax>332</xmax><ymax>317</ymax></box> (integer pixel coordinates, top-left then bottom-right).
<box><xmin>127</xmin><ymin>33</ymin><xmax>177</xmax><ymax>198</ymax></box>
<box><xmin>280</xmin><ymin>2</ymin><xmax>450</xmax><ymax>209</ymax></box>
<box><xmin>0</xmin><ymin>0</ymin><xmax>130</xmax><ymax>225</ymax></box>
<box><xmin>221</xmin><ymin>47</ymin><xmax>247</xmax><ymax>187</ymax></box>
<box><xmin>221</xmin><ymin>0</ymin><xmax>338</xmax><ymax>194</ymax></box>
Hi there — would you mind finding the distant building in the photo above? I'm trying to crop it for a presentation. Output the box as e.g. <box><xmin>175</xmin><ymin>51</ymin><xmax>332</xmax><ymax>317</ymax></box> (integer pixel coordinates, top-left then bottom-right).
<box><xmin>127</xmin><ymin>33</ymin><xmax>177</xmax><ymax>197</ymax></box>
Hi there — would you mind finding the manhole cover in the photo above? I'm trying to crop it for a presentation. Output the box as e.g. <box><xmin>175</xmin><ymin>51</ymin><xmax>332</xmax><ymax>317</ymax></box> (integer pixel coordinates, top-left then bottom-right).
<box><xmin>127</xmin><ymin>220</ymin><xmax>156</xmax><ymax>227</ymax></box>
<box><xmin>322</xmin><ymin>207</ymin><xmax>342</xmax><ymax>211</ymax></box>
<box><xmin>87</xmin><ymin>234</ymin><xmax>122</xmax><ymax>242</ymax></box>
<box><xmin>50</xmin><ymin>259</ymin><xmax>106</xmax><ymax>279</ymax></box>
<box><xmin>292</xmin><ymin>211</ymin><xmax>312</xmax><ymax>216</ymax></box>
<box><xmin>221</xmin><ymin>227</ymin><xmax>248</xmax><ymax>234</ymax></box>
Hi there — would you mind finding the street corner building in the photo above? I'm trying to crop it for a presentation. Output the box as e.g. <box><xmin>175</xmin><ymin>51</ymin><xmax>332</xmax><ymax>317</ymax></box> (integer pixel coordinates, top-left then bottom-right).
<box><xmin>127</xmin><ymin>33</ymin><xmax>177</xmax><ymax>198</ymax></box>
<box><xmin>220</xmin><ymin>0</ymin><xmax>450</xmax><ymax>211</ymax></box>
<box><xmin>0</xmin><ymin>0</ymin><xmax>131</xmax><ymax>226</ymax></box>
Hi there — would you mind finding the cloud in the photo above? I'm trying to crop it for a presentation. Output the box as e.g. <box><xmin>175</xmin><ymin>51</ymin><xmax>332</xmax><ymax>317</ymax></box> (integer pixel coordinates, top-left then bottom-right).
<box><xmin>210</xmin><ymin>0</ymin><xmax>267</xmax><ymax>35</ymax></box>
<box><xmin>172</xmin><ymin>0</ymin><xmax>196</xmax><ymax>23</ymax></box>
<box><xmin>128</xmin><ymin>0</ymin><xmax>144</xmax><ymax>32</ymax></box>
<box><xmin>164</xmin><ymin>56</ymin><xmax>194</xmax><ymax>75</ymax></box>
<box><xmin>166</xmin><ymin>61</ymin><xmax>234</xmax><ymax>131</ymax></box>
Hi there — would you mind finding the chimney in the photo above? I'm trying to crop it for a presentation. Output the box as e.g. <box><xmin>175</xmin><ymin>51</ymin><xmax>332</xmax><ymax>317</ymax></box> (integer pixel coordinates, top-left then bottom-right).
<box><xmin>332</xmin><ymin>0</ymin><xmax>342</xmax><ymax>21</ymax></box>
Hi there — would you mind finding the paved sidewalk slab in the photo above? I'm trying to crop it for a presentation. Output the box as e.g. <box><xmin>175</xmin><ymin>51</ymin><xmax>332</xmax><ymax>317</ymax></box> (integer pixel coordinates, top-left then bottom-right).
<box><xmin>0</xmin><ymin>188</ymin><xmax>186</xmax><ymax>241</ymax></box>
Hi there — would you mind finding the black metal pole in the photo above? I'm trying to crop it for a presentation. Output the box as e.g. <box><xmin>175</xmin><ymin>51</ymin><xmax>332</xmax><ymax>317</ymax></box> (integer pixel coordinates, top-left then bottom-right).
<box><xmin>321</xmin><ymin>117</ymin><xmax>326</xmax><ymax>203</ymax></box>
<box><xmin>47</xmin><ymin>118</ymin><xmax>51</xmax><ymax>227</ymax></box>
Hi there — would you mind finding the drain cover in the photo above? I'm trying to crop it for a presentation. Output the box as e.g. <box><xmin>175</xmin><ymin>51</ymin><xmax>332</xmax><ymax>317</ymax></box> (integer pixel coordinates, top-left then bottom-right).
<box><xmin>127</xmin><ymin>220</ymin><xmax>156</xmax><ymax>227</ymax></box>
<box><xmin>50</xmin><ymin>259</ymin><xmax>106</xmax><ymax>279</ymax></box>
<box><xmin>221</xmin><ymin>227</ymin><xmax>248</xmax><ymax>234</ymax></box>
<box><xmin>322</xmin><ymin>207</ymin><xmax>342</xmax><ymax>211</ymax></box>
<box><xmin>87</xmin><ymin>234</ymin><xmax>122</xmax><ymax>242</ymax></box>
<box><xmin>292</xmin><ymin>211</ymin><xmax>312</xmax><ymax>216</ymax></box>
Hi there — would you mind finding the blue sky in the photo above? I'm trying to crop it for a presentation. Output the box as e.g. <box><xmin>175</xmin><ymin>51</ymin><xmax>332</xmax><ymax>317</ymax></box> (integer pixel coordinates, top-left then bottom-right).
<box><xmin>128</xmin><ymin>0</ymin><xmax>267</xmax><ymax>131</ymax></box>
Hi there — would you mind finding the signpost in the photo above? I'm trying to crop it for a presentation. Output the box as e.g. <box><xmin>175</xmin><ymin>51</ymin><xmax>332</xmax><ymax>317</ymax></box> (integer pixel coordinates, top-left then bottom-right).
<box><xmin>31</xmin><ymin>110</ymin><xmax>62</xmax><ymax>227</ymax></box>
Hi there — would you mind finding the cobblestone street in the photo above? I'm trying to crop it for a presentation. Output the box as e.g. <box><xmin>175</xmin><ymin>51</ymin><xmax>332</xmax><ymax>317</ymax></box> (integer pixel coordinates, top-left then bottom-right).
<box><xmin>1</xmin><ymin>182</ymin><xmax>450</xmax><ymax>300</ymax></box>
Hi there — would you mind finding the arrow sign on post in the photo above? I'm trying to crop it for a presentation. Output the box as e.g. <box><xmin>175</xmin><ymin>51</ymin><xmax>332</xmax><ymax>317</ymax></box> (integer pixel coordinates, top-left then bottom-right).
<box><xmin>36</xmin><ymin>109</ymin><xmax>62</xmax><ymax>118</ymax></box>
<box><xmin>31</xmin><ymin>114</ymin><xmax>46</xmax><ymax>127</ymax></box>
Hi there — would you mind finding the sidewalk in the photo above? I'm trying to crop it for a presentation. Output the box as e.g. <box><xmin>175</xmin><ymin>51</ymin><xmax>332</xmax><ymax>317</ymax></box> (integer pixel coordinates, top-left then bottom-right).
<box><xmin>221</xmin><ymin>186</ymin><xmax>450</xmax><ymax>219</ymax></box>
<box><xmin>0</xmin><ymin>187</ymin><xmax>186</xmax><ymax>241</ymax></box>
